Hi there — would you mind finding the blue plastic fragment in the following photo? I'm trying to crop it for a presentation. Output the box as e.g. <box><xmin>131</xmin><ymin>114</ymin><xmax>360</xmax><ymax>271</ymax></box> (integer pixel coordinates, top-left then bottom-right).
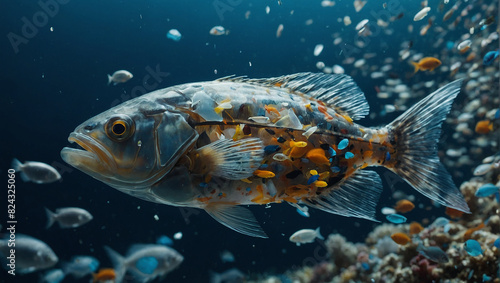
<box><xmin>330</xmin><ymin>166</ymin><xmax>341</xmax><ymax>173</ymax></box>
<box><xmin>468</xmin><ymin>270</ymin><xmax>474</xmax><ymax>280</ymax></box>
<box><xmin>156</xmin><ymin>235</ymin><xmax>174</xmax><ymax>246</ymax></box>
<box><xmin>464</xmin><ymin>239</ymin><xmax>483</xmax><ymax>256</ymax></box>
<box><xmin>296</xmin><ymin>207</ymin><xmax>310</xmax><ymax>217</ymax></box>
<box><xmin>495</xmin><ymin>109</ymin><xmax>500</xmax><ymax>120</ymax></box>
<box><xmin>329</xmin><ymin>147</ymin><xmax>336</xmax><ymax>156</ymax></box>
<box><xmin>307</xmin><ymin>174</ymin><xmax>319</xmax><ymax>185</ymax></box>
<box><xmin>385</xmin><ymin>152</ymin><xmax>391</xmax><ymax>161</ymax></box>
<box><xmin>338</xmin><ymin>139</ymin><xmax>349</xmax><ymax>150</ymax></box>
<box><xmin>199</xmin><ymin>182</ymin><xmax>208</xmax><ymax>188</ymax></box>
<box><xmin>136</xmin><ymin>256</ymin><xmax>158</xmax><ymax>275</ymax></box>
<box><xmin>494</xmin><ymin>237</ymin><xmax>500</xmax><ymax>249</ymax></box>
<box><xmin>386</xmin><ymin>214</ymin><xmax>407</xmax><ymax>224</ymax></box>
<box><xmin>345</xmin><ymin>152</ymin><xmax>354</xmax><ymax>159</ymax></box>
<box><xmin>483</xmin><ymin>274</ymin><xmax>492</xmax><ymax>282</ymax></box>
<box><xmin>483</xmin><ymin>50</ymin><xmax>499</xmax><ymax>66</ymax></box>
<box><xmin>361</xmin><ymin>262</ymin><xmax>370</xmax><ymax>270</ymax></box>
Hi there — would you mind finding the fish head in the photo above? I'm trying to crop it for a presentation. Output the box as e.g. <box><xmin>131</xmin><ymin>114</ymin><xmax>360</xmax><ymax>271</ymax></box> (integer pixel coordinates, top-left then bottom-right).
<box><xmin>61</xmin><ymin>99</ymin><xmax>198</xmax><ymax>190</ymax></box>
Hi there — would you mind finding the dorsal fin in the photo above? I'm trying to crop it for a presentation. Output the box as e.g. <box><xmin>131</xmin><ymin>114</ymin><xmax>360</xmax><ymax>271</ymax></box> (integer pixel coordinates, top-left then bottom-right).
<box><xmin>217</xmin><ymin>72</ymin><xmax>370</xmax><ymax>120</ymax></box>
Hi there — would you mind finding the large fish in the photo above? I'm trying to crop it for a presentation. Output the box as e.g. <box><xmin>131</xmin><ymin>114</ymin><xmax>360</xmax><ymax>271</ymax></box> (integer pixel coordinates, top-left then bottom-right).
<box><xmin>61</xmin><ymin>73</ymin><xmax>469</xmax><ymax>238</ymax></box>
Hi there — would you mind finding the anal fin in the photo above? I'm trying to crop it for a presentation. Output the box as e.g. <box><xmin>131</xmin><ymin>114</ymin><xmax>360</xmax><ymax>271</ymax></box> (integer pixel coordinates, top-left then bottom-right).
<box><xmin>302</xmin><ymin>170</ymin><xmax>382</xmax><ymax>221</ymax></box>
<box><xmin>205</xmin><ymin>204</ymin><xmax>268</xmax><ymax>238</ymax></box>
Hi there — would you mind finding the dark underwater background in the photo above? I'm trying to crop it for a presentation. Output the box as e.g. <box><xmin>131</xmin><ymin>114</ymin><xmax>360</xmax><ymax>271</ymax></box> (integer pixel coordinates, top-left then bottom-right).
<box><xmin>1</xmin><ymin>0</ymin><xmax>499</xmax><ymax>282</ymax></box>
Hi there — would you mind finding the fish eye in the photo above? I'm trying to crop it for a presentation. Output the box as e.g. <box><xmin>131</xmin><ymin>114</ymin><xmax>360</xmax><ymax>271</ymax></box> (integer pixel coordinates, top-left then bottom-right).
<box><xmin>105</xmin><ymin>115</ymin><xmax>135</xmax><ymax>142</ymax></box>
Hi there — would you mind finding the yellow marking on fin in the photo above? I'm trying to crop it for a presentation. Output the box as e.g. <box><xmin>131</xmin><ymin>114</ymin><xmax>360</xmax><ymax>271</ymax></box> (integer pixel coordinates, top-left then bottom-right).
<box><xmin>342</xmin><ymin>114</ymin><xmax>353</xmax><ymax>124</ymax></box>
<box><xmin>360</xmin><ymin>163</ymin><xmax>369</xmax><ymax>169</ymax></box>
<box><xmin>253</xmin><ymin>170</ymin><xmax>275</xmax><ymax>178</ymax></box>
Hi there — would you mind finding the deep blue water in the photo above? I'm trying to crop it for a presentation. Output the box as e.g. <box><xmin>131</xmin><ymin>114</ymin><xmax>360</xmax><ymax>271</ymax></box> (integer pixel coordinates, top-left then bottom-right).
<box><xmin>1</xmin><ymin>0</ymin><xmax>498</xmax><ymax>282</ymax></box>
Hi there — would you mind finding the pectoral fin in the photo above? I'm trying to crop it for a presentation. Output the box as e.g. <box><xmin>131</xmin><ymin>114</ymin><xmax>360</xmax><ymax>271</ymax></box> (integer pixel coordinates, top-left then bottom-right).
<box><xmin>205</xmin><ymin>204</ymin><xmax>268</xmax><ymax>238</ymax></box>
<box><xmin>192</xmin><ymin>138</ymin><xmax>264</xmax><ymax>180</ymax></box>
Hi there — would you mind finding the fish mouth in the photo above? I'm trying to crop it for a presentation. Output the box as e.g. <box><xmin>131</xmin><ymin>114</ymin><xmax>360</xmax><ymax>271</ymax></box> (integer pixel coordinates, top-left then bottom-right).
<box><xmin>61</xmin><ymin>132</ymin><xmax>117</xmax><ymax>174</ymax></box>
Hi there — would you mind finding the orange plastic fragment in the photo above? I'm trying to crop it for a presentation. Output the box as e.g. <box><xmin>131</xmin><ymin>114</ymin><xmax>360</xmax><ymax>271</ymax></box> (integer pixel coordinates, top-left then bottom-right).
<box><xmin>409</xmin><ymin>222</ymin><xmax>424</xmax><ymax>235</ymax></box>
<box><xmin>445</xmin><ymin>207</ymin><xmax>464</xmax><ymax>219</ymax></box>
<box><xmin>391</xmin><ymin>232</ymin><xmax>411</xmax><ymax>245</ymax></box>
<box><xmin>394</xmin><ymin>199</ymin><xmax>415</xmax><ymax>213</ymax></box>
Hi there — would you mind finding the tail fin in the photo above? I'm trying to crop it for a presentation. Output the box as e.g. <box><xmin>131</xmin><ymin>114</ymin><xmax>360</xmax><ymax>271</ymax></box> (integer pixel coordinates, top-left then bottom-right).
<box><xmin>411</xmin><ymin>61</ymin><xmax>419</xmax><ymax>73</ymax></box>
<box><xmin>11</xmin><ymin>158</ymin><xmax>29</xmax><ymax>182</ymax></box>
<box><xmin>315</xmin><ymin>227</ymin><xmax>324</xmax><ymax>240</ymax></box>
<box><xmin>107</xmin><ymin>74</ymin><xmax>112</xmax><ymax>85</ymax></box>
<box><xmin>386</xmin><ymin>79</ymin><xmax>470</xmax><ymax>213</ymax></box>
<box><xmin>103</xmin><ymin>246</ymin><xmax>126</xmax><ymax>283</ymax></box>
<box><xmin>44</xmin><ymin>207</ymin><xmax>56</xmax><ymax>229</ymax></box>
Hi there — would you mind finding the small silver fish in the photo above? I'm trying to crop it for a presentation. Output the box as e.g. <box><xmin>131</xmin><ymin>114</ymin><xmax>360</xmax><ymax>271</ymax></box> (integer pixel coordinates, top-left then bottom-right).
<box><xmin>107</xmin><ymin>70</ymin><xmax>133</xmax><ymax>85</ymax></box>
<box><xmin>417</xmin><ymin>244</ymin><xmax>449</xmax><ymax>263</ymax></box>
<box><xmin>11</xmin><ymin>158</ymin><xmax>61</xmax><ymax>184</ymax></box>
<box><xmin>40</xmin><ymin>268</ymin><xmax>65</xmax><ymax>283</ymax></box>
<box><xmin>104</xmin><ymin>244</ymin><xmax>183</xmax><ymax>283</ymax></box>
<box><xmin>0</xmin><ymin>234</ymin><xmax>58</xmax><ymax>274</ymax></box>
<box><xmin>289</xmin><ymin>227</ymin><xmax>324</xmax><ymax>246</ymax></box>
<box><xmin>62</xmin><ymin>256</ymin><xmax>99</xmax><ymax>279</ymax></box>
<box><xmin>45</xmin><ymin>207</ymin><xmax>93</xmax><ymax>229</ymax></box>
<box><xmin>210</xmin><ymin>268</ymin><xmax>245</xmax><ymax>283</ymax></box>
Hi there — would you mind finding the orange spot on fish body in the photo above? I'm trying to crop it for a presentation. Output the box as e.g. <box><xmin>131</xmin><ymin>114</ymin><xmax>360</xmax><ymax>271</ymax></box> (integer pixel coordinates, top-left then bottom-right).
<box><xmin>251</xmin><ymin>185</ymin><xmax>270</xmax><ymax>204</ymax></box>
<box><xmin>305</xmin><ymin>148</ymin><xmax>330</xmax><ymax>165</ymax></box>
<box><xmin>197</xmin><ymin>197</ymin><xmax>212</xmax><ymax>203</ymax></box>
<box><xmin>391</xmin><ymin>232</ymin><xmax>411</xmax><ymax>245</ymax></box>
<box><xmin>253</xmin><ymin>170</ymin><xmax>275</xmax><ymax>178</ymax></box>
<box><xmin>285</xmin><ymin>185</ymin><xmax>309</xmax><ymax>197</ymax></box>
<box><xmin>290</xmin><ymin>146</ymin><xmax>309</xmax><ymax>158</ymax></box>
<box><xmin>445</xmin><ymin>207</ymin><xmax>464</xmax><ymax>219</ymax></box>
<box><xmin>317</xmin><ymin>105</ymin><xmax>333</xmax><ymax>120</ymax></box>
<box><xmin>409</xmin><ymin>222</ymin><xmax>424</xmax><ymax>235</ymax></box>
<box><xmin>265</xmin><ymin>105</ymin><xmax>281</xmax><ymax>116</ymax></box>
<box><xmin>394</xmin><ymin>199</ymin><xmax>415</xmax><ymax>213</ymax></box>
